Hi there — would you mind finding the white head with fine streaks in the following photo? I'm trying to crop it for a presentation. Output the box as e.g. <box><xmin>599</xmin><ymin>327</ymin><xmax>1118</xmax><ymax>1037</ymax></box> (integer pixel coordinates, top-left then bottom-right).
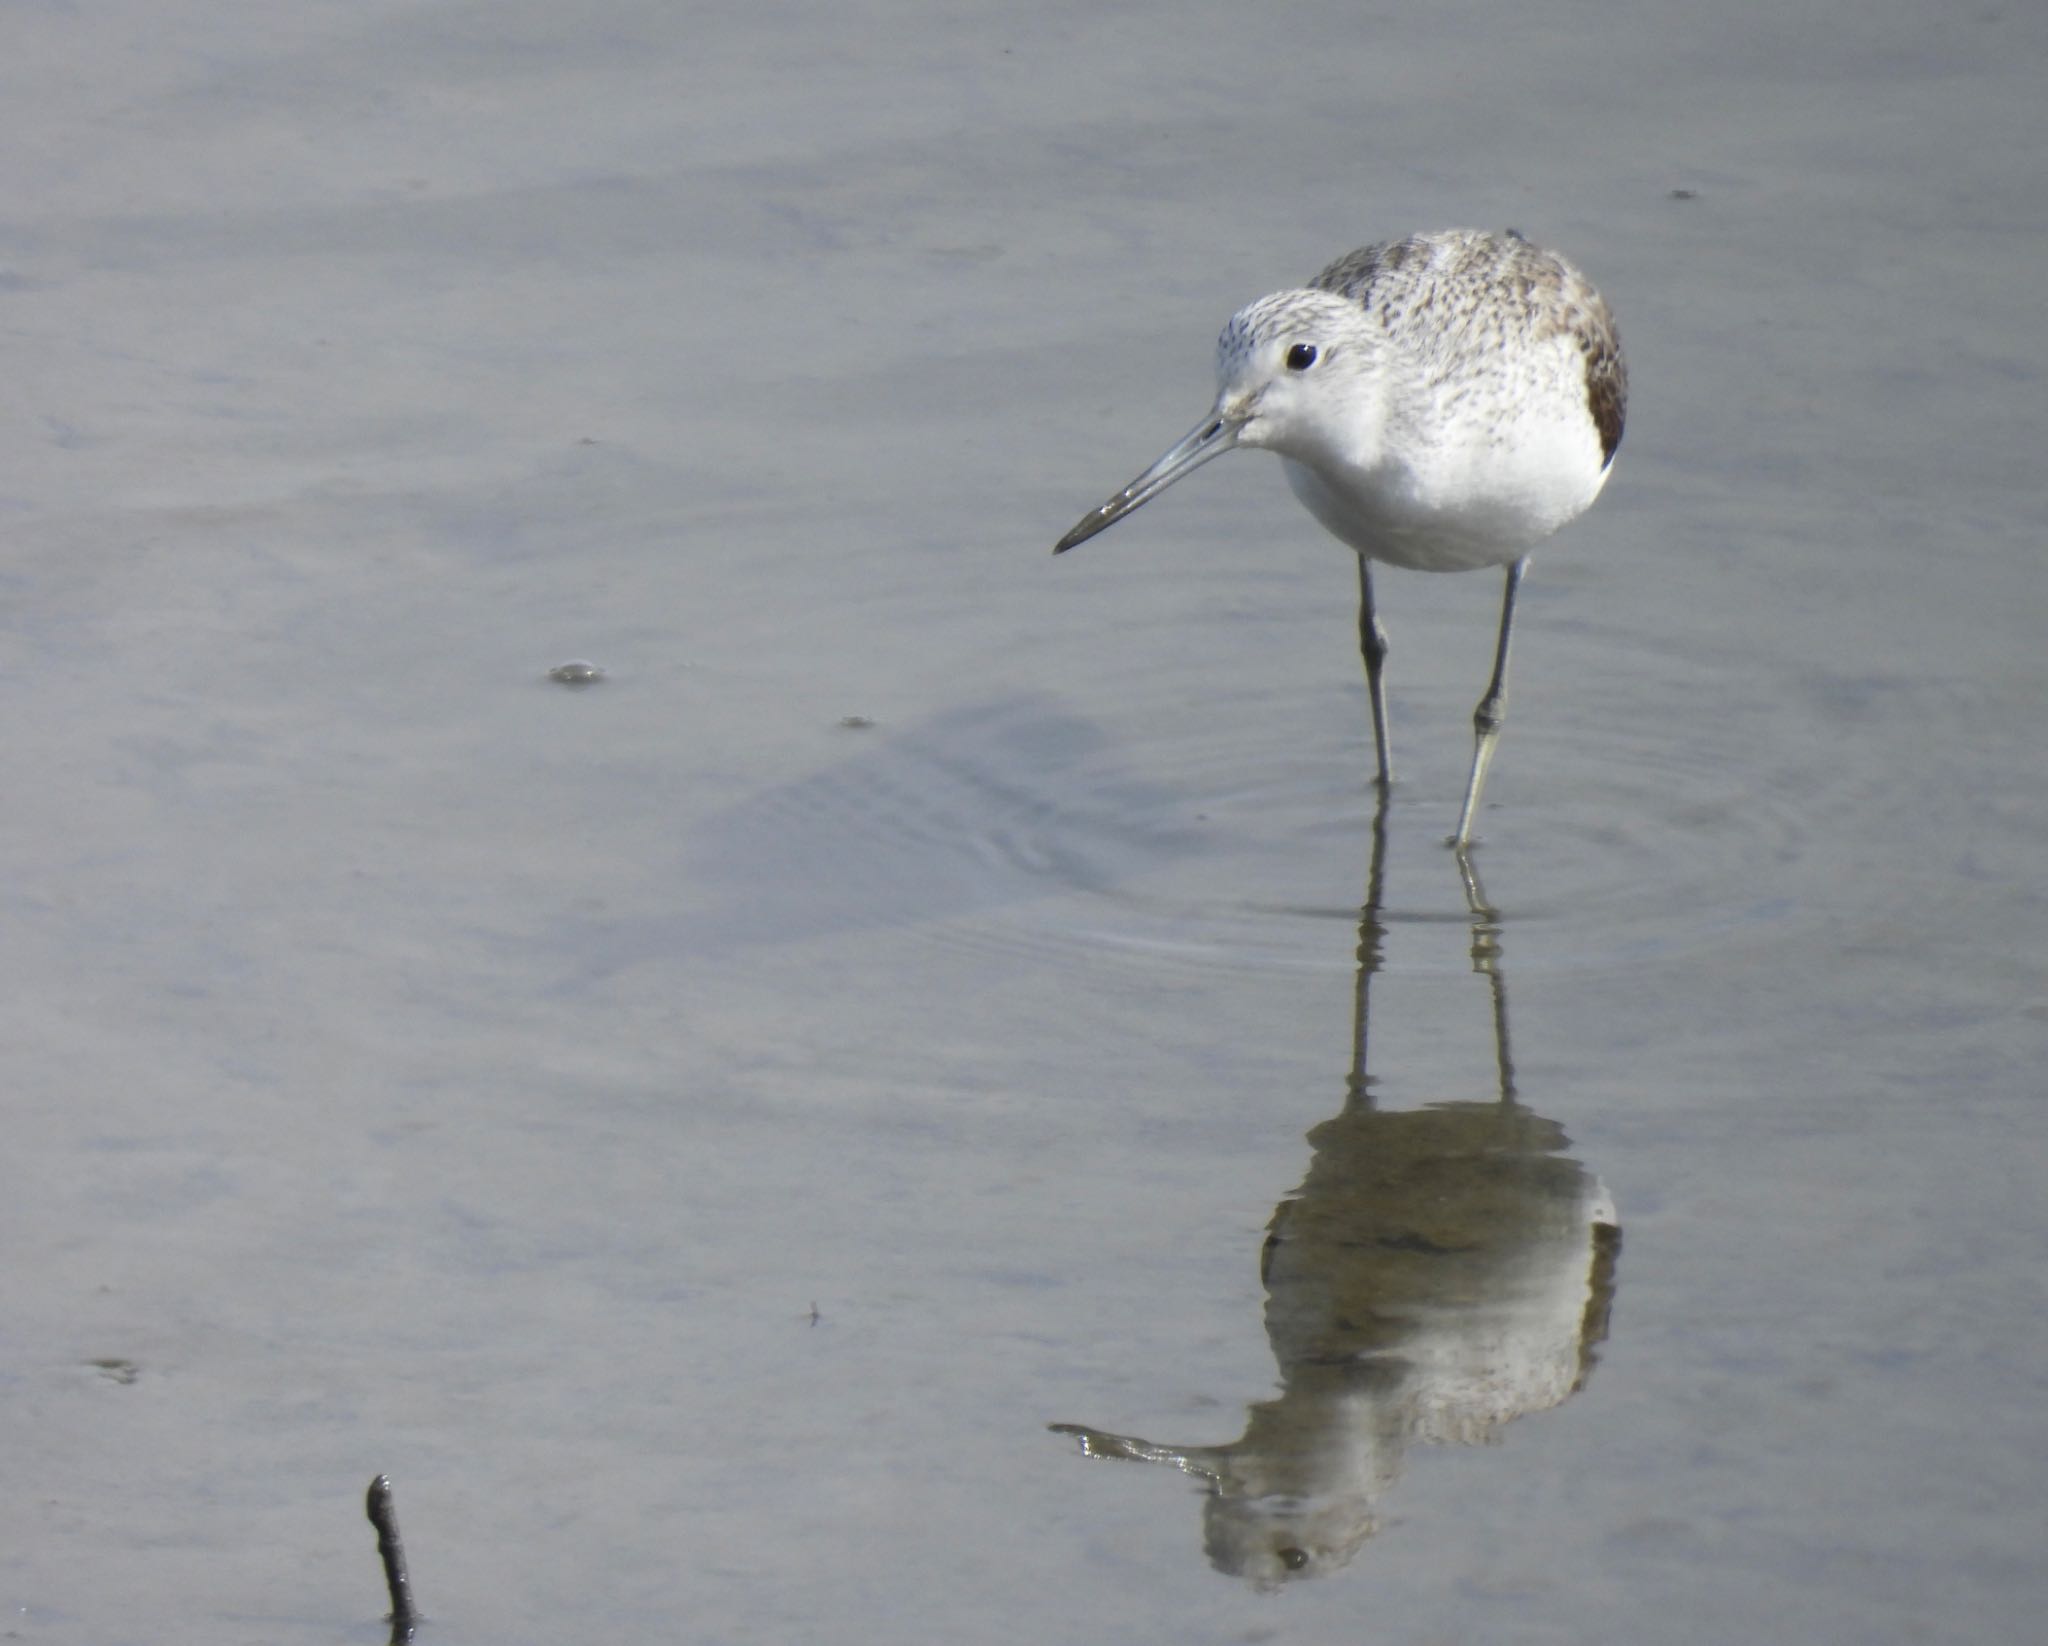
<box><xmin>1210</xmin><ymin>288</ymin><xmax>1396</xmax><ymax>473</ymax></box>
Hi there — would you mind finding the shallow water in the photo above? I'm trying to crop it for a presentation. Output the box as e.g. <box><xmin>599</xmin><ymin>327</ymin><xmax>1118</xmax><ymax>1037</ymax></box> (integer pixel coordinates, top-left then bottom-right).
<box><xmin>5</xmin><ymin>3</ymin><xmax>2046</xmax><ymax>1643</ymax></box>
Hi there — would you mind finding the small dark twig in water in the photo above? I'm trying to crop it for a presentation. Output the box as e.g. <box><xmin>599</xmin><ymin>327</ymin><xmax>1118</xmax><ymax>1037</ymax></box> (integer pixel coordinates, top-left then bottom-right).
<box><xmin>366</xmin><ymin>1474</ymin><xmax>417</xmax><ymax>1641</ymax></box>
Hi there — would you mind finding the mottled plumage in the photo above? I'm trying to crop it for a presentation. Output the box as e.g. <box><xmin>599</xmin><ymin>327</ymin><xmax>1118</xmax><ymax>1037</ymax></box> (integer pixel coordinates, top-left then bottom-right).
<box><xmin>1053</xmin><ymin>228</ymin><xmax>1627</xmax><ymax>846</ymax></box>
<box><xmin>1311</xmin><ymin>230</ymin><xmax>1626</xmax><ymax>467</ymax></box>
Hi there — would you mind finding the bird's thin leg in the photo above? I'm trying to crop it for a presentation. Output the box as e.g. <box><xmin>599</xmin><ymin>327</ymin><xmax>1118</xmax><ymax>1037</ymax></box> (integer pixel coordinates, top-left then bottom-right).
<box><xmin>1452</xmin><ymin>556</ymin><xmax>1528</xmax><ymax>848</ymax></box>
<box><xmin>1357</xmin><ymin>556</ymin><xmax>1392</xmax><ymax>789</ymax></box>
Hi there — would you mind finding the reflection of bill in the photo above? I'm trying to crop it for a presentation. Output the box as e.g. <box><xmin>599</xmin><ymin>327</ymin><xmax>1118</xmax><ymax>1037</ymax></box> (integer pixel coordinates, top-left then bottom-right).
<box><xmin>1051</xmin><ymin>828</ymin><xmax>1621</xmax><ymax>1586</ymax></box>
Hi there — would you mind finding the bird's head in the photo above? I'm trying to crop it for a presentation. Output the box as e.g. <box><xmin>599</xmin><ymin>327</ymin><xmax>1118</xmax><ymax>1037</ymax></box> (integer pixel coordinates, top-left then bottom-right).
<box><xmin>1213</xmin><ymin>288</ymin><xmax>1386</xmax><ymax>463</ymax></box>
<box><xmin>1053</xmin><ymin>287</ymin><xmax>1383</xmax><ymax>554</ymax></box>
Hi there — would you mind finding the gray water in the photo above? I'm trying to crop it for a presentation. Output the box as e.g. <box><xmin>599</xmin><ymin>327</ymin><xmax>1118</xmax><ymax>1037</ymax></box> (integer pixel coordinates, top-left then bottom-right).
<box><xmin>4</xmin><ymin>3</ymin><xmax>2045</xmax><ymax>1642</ymax></box>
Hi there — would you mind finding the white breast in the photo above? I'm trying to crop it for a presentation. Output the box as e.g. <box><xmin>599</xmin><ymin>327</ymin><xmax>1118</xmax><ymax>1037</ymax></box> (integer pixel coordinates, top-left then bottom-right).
<box><xmin>1282</xmin><ymin>381</ymin><xmax>1613</xmax><ymax>574</ymax></box>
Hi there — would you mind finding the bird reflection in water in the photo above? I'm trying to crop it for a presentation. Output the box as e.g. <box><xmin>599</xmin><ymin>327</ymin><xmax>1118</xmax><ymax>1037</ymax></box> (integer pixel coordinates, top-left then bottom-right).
<box><xmin>1050</xmin><ymin>810</ymin><xmax>1621</xmax><ymax>1585</ymax></box>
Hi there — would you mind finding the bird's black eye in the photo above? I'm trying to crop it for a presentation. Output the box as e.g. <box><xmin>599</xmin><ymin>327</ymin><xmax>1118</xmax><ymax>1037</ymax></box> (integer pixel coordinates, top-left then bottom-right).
<box><xmin>1285</xmin><ymin>343</ymin><xmax>1318</xmax><ymax>372</ymax></box>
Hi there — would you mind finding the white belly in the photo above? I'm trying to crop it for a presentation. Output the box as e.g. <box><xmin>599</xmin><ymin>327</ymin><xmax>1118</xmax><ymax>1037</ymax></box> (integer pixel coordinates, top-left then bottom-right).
<box><xmin>1282</xmin><ymin>424</ymin><xmax>1611</xmax><ymax>574</ymax></box>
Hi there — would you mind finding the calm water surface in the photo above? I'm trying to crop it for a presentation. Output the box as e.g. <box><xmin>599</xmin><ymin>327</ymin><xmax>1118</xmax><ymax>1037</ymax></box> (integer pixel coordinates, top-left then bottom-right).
<box><xmin>3</xmin><ymin>3</ymin><xmax>2043</xmax><ymax>1643</ymax></box>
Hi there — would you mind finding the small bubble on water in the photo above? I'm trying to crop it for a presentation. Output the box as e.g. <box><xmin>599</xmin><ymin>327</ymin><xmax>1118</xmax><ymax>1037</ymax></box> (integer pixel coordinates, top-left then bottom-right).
<box><xmin>548</xmin><ymin>661</ymin><xmax>605</xmax><ymax>687</ymax></box>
